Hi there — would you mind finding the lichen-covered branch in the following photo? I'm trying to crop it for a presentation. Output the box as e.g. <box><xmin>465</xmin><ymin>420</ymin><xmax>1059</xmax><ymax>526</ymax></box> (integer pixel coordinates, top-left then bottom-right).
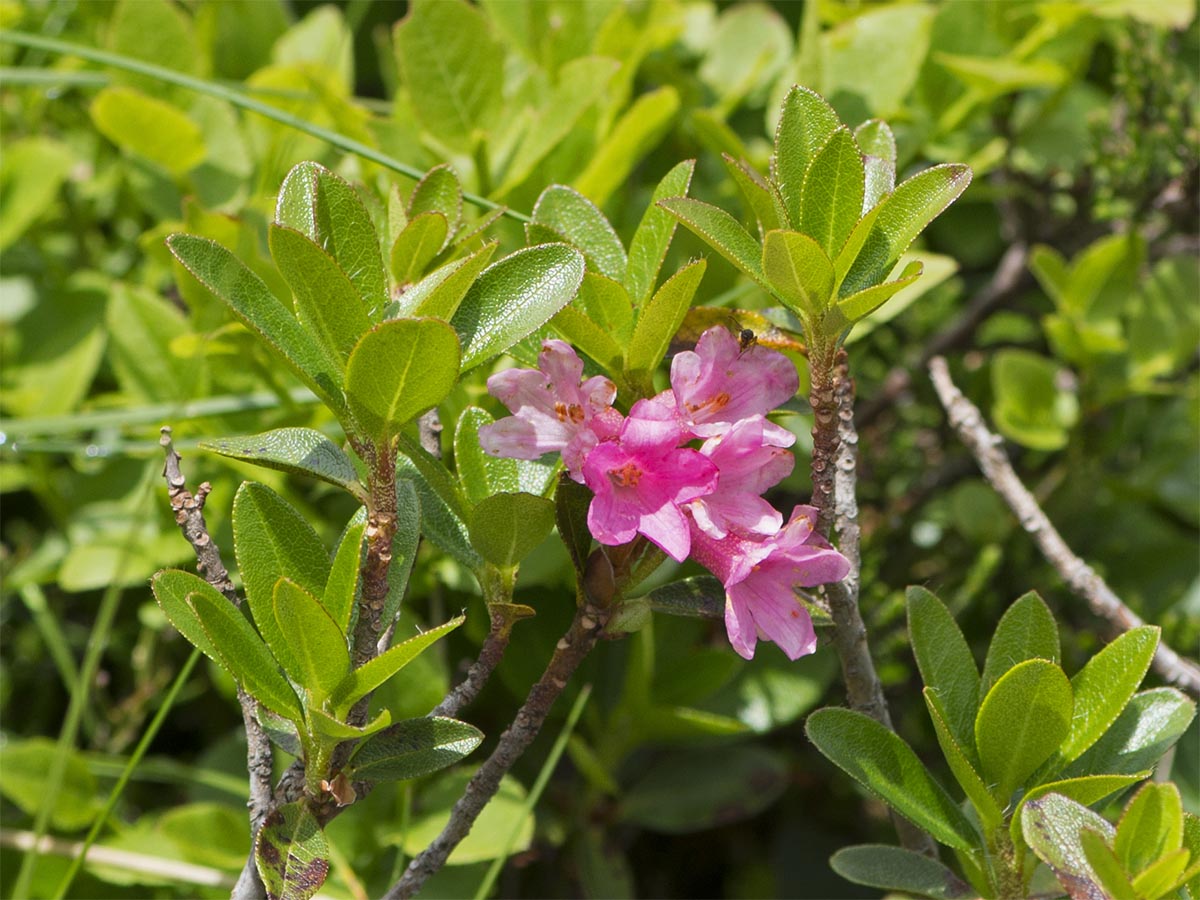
<box><xmin>929</xmin><ymin>356</ymin><xmax>1200</xmax><ymax>698</ymax></box>
<box><xmin>384</xmin><ymin>602</ymin><xmax>608</xmax><ymax>900</ymax></box>
<box><xmin>813</xmin><ymin>359</ymin><xmax>938</xmax><ymax>856</ymax></box>
<box><xmin>160</xmin><ymin>427</ymin><xmax>273</xmax><ymax>900</ymax></box>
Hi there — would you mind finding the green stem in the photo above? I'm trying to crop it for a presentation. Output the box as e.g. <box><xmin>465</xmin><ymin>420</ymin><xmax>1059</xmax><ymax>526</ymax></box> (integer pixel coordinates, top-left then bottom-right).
<box><xmin>0</xmin><ymin>31</ymin><xmax>529</xmax><ymax>224</ymax></box>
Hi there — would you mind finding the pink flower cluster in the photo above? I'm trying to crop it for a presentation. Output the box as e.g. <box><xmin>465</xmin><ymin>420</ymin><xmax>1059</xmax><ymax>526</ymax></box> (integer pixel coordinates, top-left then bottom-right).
<box><xmin>479</xmin><ymin>327</ymin><xmax>849</xmax><ymax>660</ymax></box>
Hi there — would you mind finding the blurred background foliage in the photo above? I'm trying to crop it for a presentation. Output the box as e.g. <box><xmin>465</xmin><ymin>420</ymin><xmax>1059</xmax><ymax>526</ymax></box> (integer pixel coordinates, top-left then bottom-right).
<box><xmin>0</xmin><ymin>0</ymin><xmax>1196</xmax><ymax>897</ymax></box>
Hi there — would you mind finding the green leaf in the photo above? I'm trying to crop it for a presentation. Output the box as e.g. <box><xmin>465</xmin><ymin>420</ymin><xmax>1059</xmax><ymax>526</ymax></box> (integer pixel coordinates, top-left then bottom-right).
<box><xmin>1022</xmin><ymin>794</ymin><xmax>1115</xmax><ymax>898</ymax></box>
<box><xmin>91</xmin><ymin>86</ymin><xmax>205</xmax><ymax>175</ymax></box>
<box><xmin>623</xmin><ymin>159</ymin><xmax>695</xmax><ymax>307</ymax></box>
<box><xmin>991</xmin><ymin>349</ymin><xmax>1079</xmax><ymax>452</ymax></box>
<box><xmin>0</xmin><ymin>737</ymin><xmax>101</xmax><ymax>832</ymax></box>
<box><xmin>530</xmin><ymin>185</ymin><xmax>627</xmax><ymax>281</ymax></box>
<box><xmin>806</xmin><ymin>707</ymin><xmax>979</xmax><ymax>851</ymax></box>
<box><xmin>1184</xmin><ymin>814</ymin><xmax>1200</xmax><ymax>897</ymax></box>
<box><xmin>0</xmin><ymin>136</ymin><xmax>74</xmax><ymax>249</ymax></box>
<box><xmin>390</xmin><ymin>212</ymin><xmax>449</xmax><ymax>285</ymax></box>
<box><xmin>495</xmin><ymin>56</ymin><xmax>619</xmax><ymax>197</ymax></box>
<box><xmin>392</xmin><ymin>241</ymin><xmax>498</xmax><ymax>320</ymax></box>
<box><xmin>552</xmin><ymin>304</ymin><xmax>625</xmax><ymax>377</ymax></box>
<box><xmin>799</xmin><ymin>128</ymin><xmax>865</xmax><ymax>258</ymax></box>
<box><xmin>396</xmin><ymin>457</ymin><xmax>482</xmax><ymax>571</ymax></box>
<box><xmin>105</xmin><ymin>283</ymin><xmax>194</xmax><ymax>403</ymax></box>
<box><xmin>1081</xmin><ymin>828</ymin><xmax>1138</xmax><ymax>900</ymax></box>
<box><xmin>1060</xmin><ymin>626</ymin><xmax>1159</xmax><ymax>765</ymax></box>
<box><xmin>981</xmin><ymin>591</ymin><xmax>1060</xmax><ymax>694</ymax></box>
<box><xmin>397</xmin><ymin>769</ymin><xmax>533</xmax><ymax>864</ymax></box>
<box><xmin>1014</xmin><ymin>773</ymin><xmax>1151</xmax><ymax>851</ymax></box>
<box><xmin>323</xmin><ymin>518</ymin><xmax>365</xmax><ymax>634</ymax></box>
<box><xmin>830</xmin><ymin>845</ymin><xmax>974</xmax><ymax>899</ymax></box>
<box><xmin>856</xmin><ymin>120</ymin><xmax>897</xmax><ymax>215</ymax></box>
<box><xmin>157</xmin><ymin>802</ymin><xmax>251</xmax><ymax>870</ymax></box>
<box><xmin>383</xmin><ymin>479</ymin><xmax>422</xmax><ymax>627</ymax></box>
<box><xmin>906</xmin><ymin>587</ymin><xmax>980</xmax><ymax>758</ymax></box>
<box><xmin>188</xmin><ymin>588</ymin><xmax>303</xmax><ymax>720</ymax></box>
<box><xmin>275</xmin><ymin>161</ymin><xmax>389</xmax><ymax>318</ymax></box>
<box><xmin>1116</xmin><ymin>782</ymin><xmax>1183</xmax><ymax>876</ymax></box>
<box><xmin>722</xmin><ymin>154</ymin><xmax>786</xmax><ymax>238</ymax></box>
<box><xmin>394</xmin><ymin>0</ymin><xmax>503</xmax><ymax>150</ymax></box>
<box><xmin>619</xmin><ymin>746</ymin><xmax>788</xmax><ymax>834</ymax></box>
<box><xmin>202</xmin><ymin>428</ymin><xmax>362</xmax><ymax>496</ymax></box>
<box><xmin>825</xmin><ymin>5</ymin><xmax>934</xmax><ymax>118</ymax></box>
<box><xmin>555</xmin><ymin>475</ymin><xmax>593</xmax><ymax>578</ymax></box>
<box><xmin>575</xmin><ymin>271</ymin><xmax>634</xmax><ymax>340</ymax></box>
<box><xmin>771</xmin><ymin>85</ymin><xmax>841</xmax><ymax>228</ymax></box>
<box><xmin>331</xmin><ymin>616</ymin><xmax>463</xmax><ymax>709</ymax></box>
<box><xmin>625</xmin><ymin>259</ymin><xmax>707</xmax><ymax>386</ymax></box>
<box><xmin>837</xmin><ymin>261</ymin><xmax>923</xmax><ymax>323</ymax></box>
<box><xmin>233</xmin><ymin>482</ymin><xmax>332</xmax><ymax>678</ymax></box>
<box><xmin>839</xmin><ymin>164</ymin><xmax>972</xmax><ymax>297</ymax></box>
<box><xmin>151</xmin><ymin>569</ymin><xmax>225</xmax><ymax>659</ymax></box>
<box><xmin>346</xmin><ymin>716</ymin><xmax>484</xmax><ymax>782</ymax></box>
<box><xmin>255</xmin><ymin>802</ymin><xmax>330</xmax><ymax>900</ymax></box>
<box><xmin>345</xmin><ymin>318</ymin><xmax>460</xmax><ymax>443</ymax></box>
<box><xmin>270</xmin><ymin>224</ymin><xmax>372</xmax><ymax>366</ymax></box>
<box><xmin>166</xmin><ymin>234</ymin><xmax>348</xmax><ymax>417</ymax></box>
<box><xmin>307</xmin><ymin>706</ymin><xmax>391</xmax><ymax>741</ymax></box>
<box><xmin>975</xmin><ymin>659</ymin><xmax>1073</xmax><ymax>802</ymax></box>
<box><xmin>574</xmin><ymin>86</ymin><xmax>680</xmax><ymax>207</ymax></box>
<box><xmin>407</xmin><ymin>163</ymin><xmax>462</xmax><ymax>232</ymax></box>
<box><xmin>454</xmin><ymin>407</ymin><xmax>518</xmax><ymax>506</ymax></box>
<box><xmin>761</xmin><ymin>230</ymin><xmax>835</xmax><ymax>321</ymax></box>
<box><xmin>923</xmin><ymin>689</ymin><xmax>1002</xmax><ymax>832</ymax></box>
<box><xmin>468</xmin><ymin>492</ymin><xmax>557</xmax><ymax>568</ymax></box>
<box><xmin>1133</xmin><ymin>849</ymin><xmax>1191</xmax><ymax>899</ymax></box>
<box><xmin>272</xmin><ymin>578</ymin><xmax>350</xmax><ymax>702</ymax></box>
<box><xmin>657</xmin><ymin>197</ymin><xmax>768</xmax><ymax>290</ymax></box>
<box><xmin>1064</xmin><ymin>688</ymin><xmax>1196</xmax><ymax>779</ymax></box>
<box><xmin>451</xmin><ymin>244</ymin><xmax>585</xmax><ymax>371</ymax></box>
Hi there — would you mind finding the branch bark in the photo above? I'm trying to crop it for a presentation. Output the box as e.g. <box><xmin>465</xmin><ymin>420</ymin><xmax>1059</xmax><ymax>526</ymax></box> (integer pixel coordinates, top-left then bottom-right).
<box><xmin>812</xmin><ymin>358</ymin><xmax>939</xmax><ymax>856</ymax></box>
<box><xmin>928</xmin><ymin>356</ymin><xmax>1200</xmax><ymax>698</ymax></box>
<box><xmin>385</xmin><ymin>602</ymin><xmax>608</xmax><ymax>899</ymax></box>
<box><xmin>431</xmin><ymin>608</ymin><xmax>514</xmax><ymax>719</ymax></box>
<box><xmin>160</xmin><ymin>427</ymin><xmax>272</xmax><ymax>900</ymax></box>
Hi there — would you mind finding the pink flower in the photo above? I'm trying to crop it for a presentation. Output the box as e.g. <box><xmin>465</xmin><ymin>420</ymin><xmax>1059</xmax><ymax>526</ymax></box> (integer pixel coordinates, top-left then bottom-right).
<box><xmin>479</xmin><ymin>340</ymin><xmax>621</xmax><ymax>479</ymax></box>
<box><xmin>582</xmin><ymin>399</ymin><xmax>718</xmax><ymax>562</ymax></box>
<box><xmin>690</xmin><ymin>506</ymin><xmax>850</xmax><ymax>660</ymax></box>
<box><xmin>688</xmin><ymin>416</ymin><xmax>795</xmax><ymax>540</ymax></box>
<box><xmin>669</xmin><ymin>327</ymin><xmax>799</xmax><ymax>438</ymax></box>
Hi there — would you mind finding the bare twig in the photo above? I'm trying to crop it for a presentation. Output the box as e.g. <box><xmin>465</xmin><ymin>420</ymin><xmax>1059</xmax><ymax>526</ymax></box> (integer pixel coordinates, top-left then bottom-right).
<box><xmin>385</xmin><ymin>602</ymin><xmax>608</xmax><ymax>900</ymax></box>
<box><xmin>818</xmin><ymin>357</ymin><xmax>939</xmax><ymax>857</ymax></box>
<box><xmin>431</xmin><ymin>609</ymin><xmax>514</xmax><ymax>719</ymax></box>
<box><xmin>858</xmin><ymin>242</ymin><xmax>1031</xmax><ymax>429</ymax></box>
<box><xmin>160</xmin><ymin>427</ymin><xmax>273</xmax><ymax>900</ymax></box>
<box><xmin>928</xmin><ymin>357</ymin><xmax>1200</xmax><ymax>698</ymax></box>
<box><xmin>353</xmin><ymin>449</ymin><xmax>399</xmax><ymax>670</ymax></box>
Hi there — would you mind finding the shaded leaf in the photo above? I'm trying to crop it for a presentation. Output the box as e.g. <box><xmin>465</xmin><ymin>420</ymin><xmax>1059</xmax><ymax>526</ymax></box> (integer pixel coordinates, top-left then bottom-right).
<box><xmin>454</xmin><ymin>407</ymin><xmax>518</xmax><ymax>506</ymax></box>
<box><xmin>723</xmin><ymin>154</ymin><xmax>786</xmax><ymax>238</ymax></box>
<box><xmin>347</xmin><ymin>716</ymin><xmax>483</xmax><ymax>782</ymax></box>
<box><xmin>625</xmin><ymin>259</ymin><xmax>706</xmax><ymax>385</ymax></box>
<box><xmin>272</xmin><ymin>578</ymin><xmax>350</xmax><ymax>702</ymax></box>
<box><xmin>468</xmin><ymin>492</ymin><xmax>556</xmax><ymax>568</ymax></box>
<box><xmin>806</xmin><ymin>707</ymin><xmax>978</xmax><ymax>851</ymax></box>
<box><xmin>924</xmin><ymin>689</ymin><xmax>1002</xmax><ymax>831</ymax></box>
<box><xmin>390</xmin><ymin>212</ymin><xmax>449</xmax><ymax>285</ymax></box>
<box><xmin>151</xmin><ymin>569</ymin><xmax>224</xmax><ymax>659</ymax></box>
<box><xmin>555</xmin><ymin>475</ymin><xmax>593</xmax><ymax>578</ymax></box>
<box><xmin>831</xmin><ymin>845</ymin><xmax>975</xmax><ymax>899</ymax></box>
<box><xmin>202</xmin><ymin>429</ymin><xmax>362</xmax><ymax>496</ymax></box>
<box><xmin>383</xmin><ymin>479</ymin><xmax>422</xmax><ymax>627</ymax></box>
<box><xmin>323</xmin><ymin>518</ymin><xmax>365</xmax><ymax>634</ymax></box>
<box><xmin>907</xmin><ymin>586</ymin><xmax>980</xmax><ymax>758</ymax></box>
<box><xmin>0</xmin><ymin>737</ymin><xmax>101</xmax><ymax>832</ymax></box>
<box><xmin>1022</xmin><ymin>794</ymin><xmax>1115</xmax><ymax>900</ymax></box>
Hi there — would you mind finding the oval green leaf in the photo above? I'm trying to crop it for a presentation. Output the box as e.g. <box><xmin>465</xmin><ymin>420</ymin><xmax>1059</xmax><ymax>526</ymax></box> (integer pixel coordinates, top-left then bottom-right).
<box><xmin>981</xmin><ymin>590</ymin><xmax>1060</xmax><ymax>694</ymax></box>
<box><xmin>530</xmin><ymin>185</ymin><xmax>627</xmax><ymax>281</ymax></box>
<box><xmin>657</xmin><ymin>197</ymin><xmax>768</xmax><ymax>290</ymax></box>
<box><xmin>255</xmin><ymin>802</ymin><xmax>329</xmax><ymax>900</ymax></box>
<box><xmin>330</xmin><ymin>615</ymin><xmax>464</xmax><ymax>711</ymax></box>
<box><xmin>468</xmin><ymin>491</ymin><xmax>556</xmax><ymax>569</ymax></box>
<box><xmin>771</xmin><ymin>85</ymin><xmax>841</xmax><ymax>227</ymax></box>
<box><xmin>830</xmin><ymin>844</ymin><xmax>975</xmax><ymax>899</ymax></box>
<box><xmin>202</xmin><ymin>428</ymin><xmax>362</xmax><ymax>496</ymax></box>
<box><xmin>347</xmin><ymin>716</ymin><xmax>483</xmax><ymax>783</ymax></box>
<box><xmin>975</xmin><ymin>658</ymin><xmax>1073</xmax><ymax>802</ymax></box>
<box><xmin>907</xmin><ymin>586</ymin><xmax>980</xmax><ymax>759</ymax></box>
<box><xmin>345</xmin><ymin>317</ymin><xmax>460</xmax><ymax>443</ymax></box>
<box><xmin>799</xmin><ymin>127</ymin><xmax>865</xmax><ymax>258</ymax></box>
<box><xmin>273</xmin><ymin>577</ymin><xmax>350</xmax><ymax>702</ymax></box>
<box><xmin>624</xmin><ymin>160</ymin><xmax>695</xmax><ymax>306</ymax></box>
<box><xmin>625</xmin><ymin>259</ymin><xmax>706</xmax><ymax>386</ymax></box>
<box><xmin>761</xmin><ymin>229</ymin><xmax>834</xmax><ymax>321</ymax></box>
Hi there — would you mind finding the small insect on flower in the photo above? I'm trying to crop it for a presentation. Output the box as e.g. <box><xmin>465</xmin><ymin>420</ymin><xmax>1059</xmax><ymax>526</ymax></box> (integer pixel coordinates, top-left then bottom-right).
<box><xmin>737</xmin><ymin>328</ymin><xmax>758</xmax><ymax>355</ymax></box>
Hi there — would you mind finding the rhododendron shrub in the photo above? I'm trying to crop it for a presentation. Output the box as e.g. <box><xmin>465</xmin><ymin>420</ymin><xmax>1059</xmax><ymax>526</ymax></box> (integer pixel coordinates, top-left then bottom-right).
<box><xmin>480</xmin><ymin>328</ymin><xmax>850</xmax><ymax>660</ymax></box>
